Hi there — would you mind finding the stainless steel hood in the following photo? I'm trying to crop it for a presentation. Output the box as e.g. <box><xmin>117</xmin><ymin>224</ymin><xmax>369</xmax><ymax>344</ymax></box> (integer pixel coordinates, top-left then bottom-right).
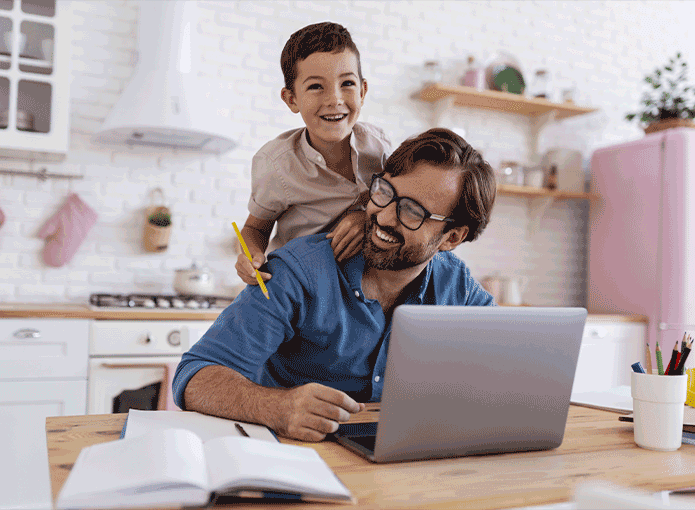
<box><xmin>93</xmin><ymin>1</ymin><xmax>237</xmax><ymax>154</ymax></box>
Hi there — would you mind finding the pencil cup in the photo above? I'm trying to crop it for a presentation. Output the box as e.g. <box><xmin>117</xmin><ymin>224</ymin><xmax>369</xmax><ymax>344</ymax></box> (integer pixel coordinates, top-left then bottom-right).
<box><xmin>631</xmin><ymin>372</ymin><xmax>687</xmax><ymax>451</ymax></box>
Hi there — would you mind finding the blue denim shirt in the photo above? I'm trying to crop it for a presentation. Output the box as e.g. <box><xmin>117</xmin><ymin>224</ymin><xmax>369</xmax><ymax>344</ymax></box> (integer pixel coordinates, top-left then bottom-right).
<box><xmin>173</xmin><ymin>234</ymin><xmax>494</xmax><ymax>407</ymax></box>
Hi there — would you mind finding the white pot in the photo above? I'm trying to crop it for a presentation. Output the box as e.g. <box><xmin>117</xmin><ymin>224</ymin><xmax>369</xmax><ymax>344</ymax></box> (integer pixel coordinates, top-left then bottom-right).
<box><xmin>173</xmin><ymin>262</ymin><xmax>215</xmax><ymax>296</ymax></box>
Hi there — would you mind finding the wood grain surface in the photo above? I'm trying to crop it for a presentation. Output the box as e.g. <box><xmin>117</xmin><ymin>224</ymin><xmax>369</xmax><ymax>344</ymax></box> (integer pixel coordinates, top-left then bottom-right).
<box><xmin>46</xmin><ymin>404</ymin><xmax>695</xmax><ymax>510</ymax></box>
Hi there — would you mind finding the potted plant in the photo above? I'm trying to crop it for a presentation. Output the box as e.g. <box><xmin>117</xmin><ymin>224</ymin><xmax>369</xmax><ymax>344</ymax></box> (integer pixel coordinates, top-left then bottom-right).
<box><xmin>148</xmin><ymin>209</ymin><xmax>171</xmax><ymax>227</ymax></box>
<box><xmin>626</xmin><ymin>52</ymin><xmax>695</xmax><ymax>134</ymax></box>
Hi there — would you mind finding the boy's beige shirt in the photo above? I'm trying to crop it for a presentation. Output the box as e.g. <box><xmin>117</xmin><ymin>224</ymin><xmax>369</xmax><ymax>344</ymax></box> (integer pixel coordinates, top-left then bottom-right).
<box><xmin>248</xmin><ymin>121</ymin><xmax>392</xmax><ymax>252</ymax></box>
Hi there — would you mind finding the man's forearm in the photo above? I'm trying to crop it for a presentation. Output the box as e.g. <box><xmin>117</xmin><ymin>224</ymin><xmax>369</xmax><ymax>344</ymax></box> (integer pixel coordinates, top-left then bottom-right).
<box><xmin>183</xmin><ymin>364</ymin><xmax>287</xmax><ymax>431</ymax></box>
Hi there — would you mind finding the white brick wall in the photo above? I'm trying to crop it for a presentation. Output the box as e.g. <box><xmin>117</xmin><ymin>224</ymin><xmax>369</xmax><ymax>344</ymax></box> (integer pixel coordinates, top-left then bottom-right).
<box><xmin>1</xmin><ymin>0</ymin><xmax>694</xmax><ymax>304</ymax></box>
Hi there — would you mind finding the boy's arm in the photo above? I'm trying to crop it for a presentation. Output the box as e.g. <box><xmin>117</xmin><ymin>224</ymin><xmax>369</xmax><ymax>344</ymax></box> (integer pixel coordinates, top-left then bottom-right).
<box><xmin>236</xmin><ymin>215</ymin><xmax>274</xmax><ymax>285</ymax></box>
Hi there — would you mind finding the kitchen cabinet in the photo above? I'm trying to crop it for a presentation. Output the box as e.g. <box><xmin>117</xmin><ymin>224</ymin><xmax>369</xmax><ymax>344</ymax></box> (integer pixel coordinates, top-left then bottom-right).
<box><xmin>0</xmin><ymin>0</ymin><xmax>71</xmax><ymax>162</ymax></box>
<box><xmin>0</xmin><ymin>317</ymin><xmax>88</xmax><ymax>510</ymax></box>
<box><xmin>417</xmin><ymin>83</ymin><xmax>599</xmax><ymax>233</ymax></box>
<box><xmin>571</xmin><ymin>317</ymin><xmax>647</xmax><ymax>394</ymax></box>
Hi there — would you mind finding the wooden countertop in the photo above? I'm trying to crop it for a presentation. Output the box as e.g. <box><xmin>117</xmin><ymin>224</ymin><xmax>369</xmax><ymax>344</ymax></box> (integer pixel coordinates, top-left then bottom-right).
<box><xmin>46</xmin><ymin>405</ymin><xmax>695</xmax><ymax>510</ymax></box>
<box><xmin>0</xmin><ymin>303</ymin><xmax>648</xmax><ymax>323</ymax></box>
<box><xmin>0</xmin><ymin>303</ymin><xmax>222</xmax><ymax>320</ymax></box>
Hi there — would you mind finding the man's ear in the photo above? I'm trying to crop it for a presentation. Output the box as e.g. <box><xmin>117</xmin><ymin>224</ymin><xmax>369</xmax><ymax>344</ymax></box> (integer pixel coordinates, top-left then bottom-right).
<box><xmin>438</xmin><ymin>226</ymin><xmax>469</xmax><ymax>252</ymax></box>
<box><xmin>281</xmin><ymin>88</ymin><xmax>300</xmax><ymax>114</ymax></box>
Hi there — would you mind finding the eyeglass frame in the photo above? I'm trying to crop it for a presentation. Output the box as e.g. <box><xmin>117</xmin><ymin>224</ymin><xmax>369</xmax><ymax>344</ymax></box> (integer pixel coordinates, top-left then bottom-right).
<box><xmin>368</xmin><ymin>173</ymin><xmax>456</xmax><ymax>231</ymax></box>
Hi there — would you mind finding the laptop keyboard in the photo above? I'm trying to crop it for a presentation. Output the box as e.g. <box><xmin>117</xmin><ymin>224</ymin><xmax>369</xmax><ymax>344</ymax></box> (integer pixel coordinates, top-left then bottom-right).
<box><xmin>347</xmin><ymin>433</ymin><xmax>376</xmax><ymax>451</ymax></box>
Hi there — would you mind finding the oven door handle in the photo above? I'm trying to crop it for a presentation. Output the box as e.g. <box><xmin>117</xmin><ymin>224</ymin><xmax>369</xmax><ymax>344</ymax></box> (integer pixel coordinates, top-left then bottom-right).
<box><xmin>98</xmin><ymin>363</ymin><xmax>171</xmax><ymax>410</ymax></box>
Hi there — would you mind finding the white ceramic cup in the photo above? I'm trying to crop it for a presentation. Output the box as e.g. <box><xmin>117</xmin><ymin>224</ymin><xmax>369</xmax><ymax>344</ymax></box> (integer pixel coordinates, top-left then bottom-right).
<box><xmin>631</xmin><ymin>372</ymin><xmax>687</xmax><ymax>451</ymax></box>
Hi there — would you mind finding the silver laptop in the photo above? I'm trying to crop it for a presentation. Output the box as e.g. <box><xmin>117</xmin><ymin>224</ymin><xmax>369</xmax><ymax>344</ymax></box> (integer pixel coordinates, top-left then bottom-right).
<box><xmin>334</xmin><ymin>305</ymin><xmax>587</xmax><ymax>463</ymax></box>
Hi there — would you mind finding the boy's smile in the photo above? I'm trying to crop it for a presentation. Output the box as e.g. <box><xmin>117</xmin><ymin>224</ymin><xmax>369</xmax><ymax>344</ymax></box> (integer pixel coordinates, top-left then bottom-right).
<box><xmin>281</xmin><ymin>49</ymin><xmax>367</xmax><ymax>156</ymax></box>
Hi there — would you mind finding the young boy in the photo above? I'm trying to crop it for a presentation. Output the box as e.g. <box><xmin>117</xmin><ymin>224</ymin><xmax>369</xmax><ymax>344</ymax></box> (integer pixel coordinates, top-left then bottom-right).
<box><xmin>236</xmin><ymin>21</ymin><xmax>392</xmax><ymax>286</ymax></box>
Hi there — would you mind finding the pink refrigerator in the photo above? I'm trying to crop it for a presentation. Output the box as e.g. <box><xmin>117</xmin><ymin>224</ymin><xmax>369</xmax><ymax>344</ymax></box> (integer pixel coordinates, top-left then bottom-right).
<box><xmin>589</xmin><ymin>128</ymin><xmax>695</xmax><ymax>368</ymax></box>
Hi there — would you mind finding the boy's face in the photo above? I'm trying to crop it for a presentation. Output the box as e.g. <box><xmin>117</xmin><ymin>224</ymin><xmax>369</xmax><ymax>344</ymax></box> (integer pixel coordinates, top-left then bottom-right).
<box><xmin>281</xmin><ymin>49</ymin><xmax>367</xmax><ymax>150</ymax></box>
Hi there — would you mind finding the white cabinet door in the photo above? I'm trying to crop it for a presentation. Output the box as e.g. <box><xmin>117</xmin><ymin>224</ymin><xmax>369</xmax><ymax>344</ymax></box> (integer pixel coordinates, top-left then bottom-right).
<box><xmin>0</xmin><ymin>380</ymin><xmax>87</xmax><ymax>510</ymax></box>
<box><xmin>572</xmin><ymin>321</ymin><xmax>646</xmax><ymax>394</ymax></box>
<box><xmin>0</xmin><ymin>318</ymin><xmax>89</xmax><ymax>379</ymax></box>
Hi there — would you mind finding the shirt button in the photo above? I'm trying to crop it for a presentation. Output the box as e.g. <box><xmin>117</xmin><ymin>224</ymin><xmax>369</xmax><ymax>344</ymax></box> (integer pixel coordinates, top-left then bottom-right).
<box><xmin>354</xmin><ymin>290</ymin><xmax>360</xmax><ymax>298</ymax></box>
<box><xmin>374</xmin><ymin>376</ymin><xmax>380</xmax><ymax>383</ymax></box>
<box><xmin>317</xmin><ymin>156</ymin><xmax>323</xmax><ymax>163</ymax></box>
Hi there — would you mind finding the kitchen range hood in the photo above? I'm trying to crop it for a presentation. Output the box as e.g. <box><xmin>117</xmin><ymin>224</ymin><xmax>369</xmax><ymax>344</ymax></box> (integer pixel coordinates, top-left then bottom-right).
<box><xmin>93</xmin><ymin>1</ymin><xmax>236</xmax><ymax>154</ymax></box>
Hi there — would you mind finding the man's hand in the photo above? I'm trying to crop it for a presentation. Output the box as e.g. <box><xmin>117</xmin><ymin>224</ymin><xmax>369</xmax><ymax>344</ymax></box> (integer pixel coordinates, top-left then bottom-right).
<box><xmin>273</xmin><ymin>383</ymin><xmax>366</xmax><ymax>442</ymax></box>
<box><xmin>326</xmin><ymin>211</ymin><xmax>366</xmax><ymax>263</ymax></box>
<box><xmin>235</xmin><ymin>251</ymin><xmax>271</xmax><ymax>286</ymax></box>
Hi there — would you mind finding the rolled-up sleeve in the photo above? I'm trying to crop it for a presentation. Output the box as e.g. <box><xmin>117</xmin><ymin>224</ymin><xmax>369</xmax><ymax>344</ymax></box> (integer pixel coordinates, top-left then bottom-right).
<box><xmin>172</xmin><ymin>253</ymin><xmax>308</xmax><ymax>409</ymax></box>
<box><xmin>247</xmin><ymin>152</ymin><xmax>288</xmax><ymax>220</ymax></box>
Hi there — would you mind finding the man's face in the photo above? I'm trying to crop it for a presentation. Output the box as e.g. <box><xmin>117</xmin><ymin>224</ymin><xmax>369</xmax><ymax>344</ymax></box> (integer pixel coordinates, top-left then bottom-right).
<box><xmin>281</xmin><ymin>49</ymin><xmax>367</xmax><ymax>154</ymax></box>
<box><xmin>363</xmin><ymin>163</ymin><xmax>467</xmax><ymax>271</ymax></box>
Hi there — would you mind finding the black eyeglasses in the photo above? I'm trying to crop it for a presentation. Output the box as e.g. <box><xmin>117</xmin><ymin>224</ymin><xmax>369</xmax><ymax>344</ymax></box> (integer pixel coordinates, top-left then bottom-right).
<box><xmin>369</xmin><ymin>174</ymin><xmax>455</xmax><ymax>231</ymax></box>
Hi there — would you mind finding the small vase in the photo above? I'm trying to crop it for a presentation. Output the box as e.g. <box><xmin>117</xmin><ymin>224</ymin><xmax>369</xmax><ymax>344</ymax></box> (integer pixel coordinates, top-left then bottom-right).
<box><xmin>644</xmin><ymin>118</ymin><xmax>695</xmax><ymax>134</ymax></box>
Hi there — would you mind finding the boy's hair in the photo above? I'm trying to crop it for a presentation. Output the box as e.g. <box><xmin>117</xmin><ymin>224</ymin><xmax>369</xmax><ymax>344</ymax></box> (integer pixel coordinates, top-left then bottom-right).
<box><xmin>281</xmin><ymin>21</ymin><xmax>362</xmax><ymax>92</ymax></box>
<box><xmin>383</xmin><ymin>128</ymin><xmax>496</xmax><ymax>242</ymax></box>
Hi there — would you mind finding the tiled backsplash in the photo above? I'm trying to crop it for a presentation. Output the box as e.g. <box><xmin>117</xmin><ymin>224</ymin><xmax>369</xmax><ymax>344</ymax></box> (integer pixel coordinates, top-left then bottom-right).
<box><xmin>1</xmin><ymin>0</ymin><xmax>694</xmax><ymax>305</ymax></box>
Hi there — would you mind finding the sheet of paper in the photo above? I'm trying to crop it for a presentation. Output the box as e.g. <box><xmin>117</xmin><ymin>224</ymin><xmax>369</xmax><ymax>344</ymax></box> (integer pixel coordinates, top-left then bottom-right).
<box><xmin>571</xmin><ymin>385</ymin><xmax>633</xmax><ymax>413</ymax></box>
<box><xmin>124</xmin><ymin>409</ymin><xmax>278</xmax><ymax>443</ymax></box>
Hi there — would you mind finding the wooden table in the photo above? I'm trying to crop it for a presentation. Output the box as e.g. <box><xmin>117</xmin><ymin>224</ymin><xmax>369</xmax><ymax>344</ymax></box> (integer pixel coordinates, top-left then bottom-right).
<box><xmin>47</xmin><ymin>404</ymin><xmax>695</xmax><ymax>510</ymax></box>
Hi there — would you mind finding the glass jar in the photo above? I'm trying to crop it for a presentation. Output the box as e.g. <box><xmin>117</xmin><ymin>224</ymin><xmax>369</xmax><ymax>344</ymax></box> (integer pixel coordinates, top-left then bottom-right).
<box><xmin>422</xmin><ymin>60</ymin><xmax>442</xmax><ymax>86</ymax></box>
<box><xmin>530</xmin><ymin>69</ymin><xmax>550</xmax><ymax>99</ymax></box>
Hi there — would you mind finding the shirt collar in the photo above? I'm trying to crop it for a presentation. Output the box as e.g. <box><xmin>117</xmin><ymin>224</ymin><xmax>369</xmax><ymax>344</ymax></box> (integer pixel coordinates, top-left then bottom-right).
<box><xmin>299</xmin><ymin>128</ymin><xmax>357</xmax><ymax>168</ymax></box>
<box><xmin>342</xmin><ymin>252</ymin><xmax>432</xmax><ymax>305</ymax></box>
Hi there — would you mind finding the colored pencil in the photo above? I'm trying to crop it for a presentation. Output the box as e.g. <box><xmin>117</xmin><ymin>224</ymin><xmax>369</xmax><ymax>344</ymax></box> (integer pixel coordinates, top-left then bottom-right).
<box><xmin>675</xmin><ymin>335</ymin><xmax>693</xmax><ymax>375</ymax></box>
<box><xmin>656</xmin><ymin>341</ymin><xmax>665</xmax><ymax>375</ymax></box>
<box><xmin>645</xmin><ymin>342</ymin><xmax>653</xmax><ymax>374</ymax></box>
<box><xmin>665</xmin><ymin>338</ymin><xmax>681</xmax><ymax>375</ymax></box>
<box><xmin>232</xmin><ymin>222</ymin><xmax>270</xmax><ymax>300</ymax></box>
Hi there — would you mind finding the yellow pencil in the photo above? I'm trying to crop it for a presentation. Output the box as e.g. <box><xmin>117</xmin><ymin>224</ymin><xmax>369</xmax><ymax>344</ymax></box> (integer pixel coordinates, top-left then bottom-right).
<box><xmin>232</xmin><ymin>222</ymin><xmax>270</xmax><ymax>300</ymax></box>
<box><xmin>645</xmin><ymin>342</ymin><xmax>653</xmax><ymax>374</ymax></box>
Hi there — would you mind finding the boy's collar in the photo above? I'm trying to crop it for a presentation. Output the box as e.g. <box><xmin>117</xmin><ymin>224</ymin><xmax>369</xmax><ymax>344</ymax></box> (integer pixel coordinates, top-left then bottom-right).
<box><xmin>299</xmin><ymin>128</ymin><xmax>356</xmax><ymax>166</ymax></box>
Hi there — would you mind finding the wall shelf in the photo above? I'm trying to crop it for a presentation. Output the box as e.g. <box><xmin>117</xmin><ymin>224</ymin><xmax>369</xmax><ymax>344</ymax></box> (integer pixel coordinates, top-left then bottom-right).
<box><xmin>497</xmin><ymin>184</ymin><xmax>597</xmax><ymax>236</ymax></box>
<box><xmin>418</xmin><ymin>83</ymin><xmax>598</xmax><ymax>120</ymax></box>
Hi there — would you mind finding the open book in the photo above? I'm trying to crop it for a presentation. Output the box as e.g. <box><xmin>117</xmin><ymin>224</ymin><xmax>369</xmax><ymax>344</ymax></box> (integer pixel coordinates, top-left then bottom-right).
<box><xmin>56</xmin><ymin>429</ymin><xmax>354</xmax><ymax>509</ymax></box>
<box><xmin>122</xmin><ymin>409</ymin><xmax>278</xmax><ymax>443</ymax></box>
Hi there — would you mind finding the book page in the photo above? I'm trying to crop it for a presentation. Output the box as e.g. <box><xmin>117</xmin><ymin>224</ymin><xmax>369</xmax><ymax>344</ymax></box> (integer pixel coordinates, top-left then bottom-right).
<box><xmin>124</xmin><ymin>409</ymin><xmax>278</xmax><ymax>442</ymax></box>
<box><xmin>204</xmin><ymin>437</ymin><xmax>352</xmax><ymax>501</ymax></box>
<box><xmin>57</xmin><ymin>429</ymin><xmax>210</xmax><ymax>509</ymax></box>
<box><xmin>571</xmin><ymin>386</ymin><xmax>633</xmax><ymax>413</ymax></box>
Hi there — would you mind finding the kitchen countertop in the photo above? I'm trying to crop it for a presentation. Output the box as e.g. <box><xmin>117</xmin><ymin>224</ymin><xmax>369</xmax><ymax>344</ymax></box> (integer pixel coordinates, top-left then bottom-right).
<box><xmin>0</xmin><ymin>303</ymin><xmax>649</xmax><ymax>322</ymax></box>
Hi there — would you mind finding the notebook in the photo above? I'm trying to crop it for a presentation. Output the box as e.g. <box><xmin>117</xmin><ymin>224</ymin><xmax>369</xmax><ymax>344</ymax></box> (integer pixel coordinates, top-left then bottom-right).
<box><xmin>334</xmin><ymin>305</ymin><xmax>588</xmax><ymax>463</ymax></box>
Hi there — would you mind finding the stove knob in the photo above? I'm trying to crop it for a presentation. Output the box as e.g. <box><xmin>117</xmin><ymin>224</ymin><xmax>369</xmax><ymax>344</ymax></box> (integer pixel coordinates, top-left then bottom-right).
<box><xmin>172</xmin><ymin>298</ymin><xmax>185</xmax><ymax>309</ymax></box>
<box><xmin>143</xmin><ymin>334</ymin><xmax>151</xmax><ymax>344</ymax></box>
<box><xmin>167</xmin><ymin>330</ymin><xmax>182</xmax><ymax>347</ymax></box>
<box><xmin>186</xmin><ymin>299</ymin><xmax>200</xmax><ymax>309</ymax></box>
<box><xmin>156</xmin><ymin>298</ymin><xmax>171</xmax><ymax>308</ymax></box>
<box><xmin>143</xmin><ymin>298</ymin><xmax>156</xmax><ymax>308</ymax></box>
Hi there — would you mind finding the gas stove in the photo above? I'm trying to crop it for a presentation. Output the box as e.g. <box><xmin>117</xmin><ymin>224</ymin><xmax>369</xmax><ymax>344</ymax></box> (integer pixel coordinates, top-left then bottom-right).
<box><xmin>89</xmin><ymin>293</ymin><xmax>234</xmax><ymax>310</ymax></box>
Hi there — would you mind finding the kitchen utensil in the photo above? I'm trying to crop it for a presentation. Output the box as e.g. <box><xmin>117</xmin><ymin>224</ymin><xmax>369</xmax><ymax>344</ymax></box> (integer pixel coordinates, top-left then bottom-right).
<box><xmin>503</xmin><ymin>276</ymin><xmax>528</xmax><ymax>306</ymax></box>
<box><xmin>485</xmin><ymin>51</ymin><xmax>525</xmax><ymax>94</ymax></box>
<box><xmin>173</xmin><ymin>262</ymin><xmax>216</xmax><ymax>296</ymax></box>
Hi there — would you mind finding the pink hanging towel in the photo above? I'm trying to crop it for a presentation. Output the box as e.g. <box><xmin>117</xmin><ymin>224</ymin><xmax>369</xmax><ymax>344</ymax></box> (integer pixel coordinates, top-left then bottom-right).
<box><xmin>38</xmin><ymin>193</ymin><xmax>98</xmax><ymax>267</ymax></box>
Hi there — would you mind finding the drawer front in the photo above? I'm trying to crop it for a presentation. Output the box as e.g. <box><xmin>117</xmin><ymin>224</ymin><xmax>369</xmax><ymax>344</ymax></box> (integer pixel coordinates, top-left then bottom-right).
<box><xmin>90</xmin><ymin>320</ymin><xmax>214</xmax><ymax>356</ymax></box>
<box><xmin>572</xmin><ymin>321</ymin><xmax>646</xmax><ymax>393</ymax></box>
<box><xmin>0</xmin><ymin>319</ymin><xmax>89</xmax><ymax>380</ymax></box>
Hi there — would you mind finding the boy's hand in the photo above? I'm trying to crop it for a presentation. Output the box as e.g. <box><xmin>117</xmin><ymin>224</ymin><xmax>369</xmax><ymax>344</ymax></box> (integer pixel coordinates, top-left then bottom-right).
<box><xmin>326</xmin><ymin>211</ymin><xmax>365</xmax><ymax>263</ymax></box>
<box><xmin>235</xmin><ymin>251</ymin><xmax>271</xmax><ymax>286</ymax></box>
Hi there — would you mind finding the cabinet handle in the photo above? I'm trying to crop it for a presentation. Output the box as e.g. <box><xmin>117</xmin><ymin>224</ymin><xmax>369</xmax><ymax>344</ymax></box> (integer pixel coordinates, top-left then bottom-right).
<box><xmin>13</xmin><ymin>328</ymin><xmax>41</xmax><ymax>339</ymax></box>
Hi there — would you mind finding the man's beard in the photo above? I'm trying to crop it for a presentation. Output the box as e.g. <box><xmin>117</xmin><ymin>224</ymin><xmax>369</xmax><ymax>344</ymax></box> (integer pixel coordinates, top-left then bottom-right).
<box><xmin>362</xmin><ymin>214</ymin><xmax>444</xmax><ymax>271</ymax></box>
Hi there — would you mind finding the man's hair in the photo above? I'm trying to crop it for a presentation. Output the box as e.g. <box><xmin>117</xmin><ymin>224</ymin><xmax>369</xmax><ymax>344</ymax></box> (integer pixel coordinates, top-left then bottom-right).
<box><xmin>280</xmin><ymin>21</ymin><xmax>362</xmax><ymax>92</ymax></box>
<box><xmin>383</xmin><ymin>128</ymin><xmax>496</xmax><ymax>242</ymax></box>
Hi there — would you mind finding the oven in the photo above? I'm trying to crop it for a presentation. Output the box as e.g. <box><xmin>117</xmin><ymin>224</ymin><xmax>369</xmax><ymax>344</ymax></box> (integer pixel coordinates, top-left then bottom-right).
<box><xmin>87</xmin><ymin>294</ymin><xmax>222</xmax><ymax>414</ymax></box>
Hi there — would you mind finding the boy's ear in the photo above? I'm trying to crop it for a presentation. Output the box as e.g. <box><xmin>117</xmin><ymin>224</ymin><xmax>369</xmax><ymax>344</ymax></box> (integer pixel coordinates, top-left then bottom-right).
<box><xmin>437</xmin><ymin>226</ymin><xmax>468</xmax><ymax>252</ymax></box>
<box><xmin>360</xmin><ymin>79</ymin><xmax>368</xmax><ymax>104</ymax></box>
<box><xmin>281</xmin><ymin>88</ymin><xmax>300</xmax><ymax>114</ymax></box>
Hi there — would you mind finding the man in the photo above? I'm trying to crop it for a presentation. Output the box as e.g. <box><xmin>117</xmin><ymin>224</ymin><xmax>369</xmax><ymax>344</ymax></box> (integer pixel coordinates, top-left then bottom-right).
<box><xmin>172</xmin><ymin>128</ymin><xmax>497</xmax><ymax>442</ymax></box>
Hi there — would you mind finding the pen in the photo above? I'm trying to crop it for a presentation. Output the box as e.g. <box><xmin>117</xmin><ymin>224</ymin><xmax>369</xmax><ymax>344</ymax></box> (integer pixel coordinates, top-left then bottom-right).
<box><xmin>232</xmin><ymin>221</ymin><xmax>270</xmax><ymax>300</ymax></box>
<box><xmin>666</xmin><ymin>338</ymin><xmax>681</xmax><ymax>375</ymax></box>
<box><xmin>656</xmin><ymin>341</ymin><xmax>665</xmax><ymax>375</ymax></box>
<box><xmin>645</xmin><ymin>342</ymin><xmax>653</xmax><ymax>374</ymax></box>
<box><xmin>675</xmin><ymin>335</ymin><xmax>693</xmax><ymax>375</ymax></box>
<box><xmin>235</xmin><ymin>422</ymin><xmax>250</xmax><ymax>437</ymax></box>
